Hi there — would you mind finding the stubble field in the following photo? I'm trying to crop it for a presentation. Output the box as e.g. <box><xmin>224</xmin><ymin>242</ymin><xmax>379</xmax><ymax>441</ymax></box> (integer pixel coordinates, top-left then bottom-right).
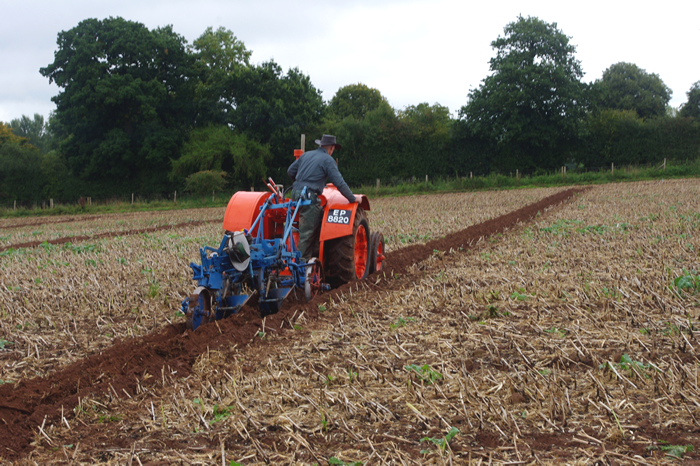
<box><xmin>1</xmin><ymin>181</ymin><xmax>699</xmax><ymax>465</ymax></box>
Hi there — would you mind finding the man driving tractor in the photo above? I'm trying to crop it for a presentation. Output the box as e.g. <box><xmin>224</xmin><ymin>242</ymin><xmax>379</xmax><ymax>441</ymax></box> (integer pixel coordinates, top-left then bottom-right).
<box><xmin>287</xmin><ymin>134</ymin><xmax>356</xmax><ymax>260</ymax></box>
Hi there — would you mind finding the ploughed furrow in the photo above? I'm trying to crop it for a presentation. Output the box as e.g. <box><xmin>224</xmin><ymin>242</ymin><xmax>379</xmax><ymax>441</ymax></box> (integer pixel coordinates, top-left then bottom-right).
<box><xmin>0</xmin><ymin>219</ymin><xmax>221</xmax><ymax>252</ymax></box>
<box><xmin>0</xmin><ymin>188</ymin><xmax>582</xmax><ymax>460</ymax></box>
<box><xmin>0</xmin><ymin>216</ymin><xmax>102</xmax><ymax>230</ymax></box>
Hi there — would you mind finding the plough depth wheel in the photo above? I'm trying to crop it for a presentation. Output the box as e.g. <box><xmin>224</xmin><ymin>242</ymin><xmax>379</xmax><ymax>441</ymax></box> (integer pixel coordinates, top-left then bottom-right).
<box><xmin>305</xmin><ymin>258</ymin><xmax>324</xmax><ymax>302</ymax></box>
<box><xmin>185</xmin><ymin>288</ymin><xmax>214</xmax><ymax>331</ymax></box>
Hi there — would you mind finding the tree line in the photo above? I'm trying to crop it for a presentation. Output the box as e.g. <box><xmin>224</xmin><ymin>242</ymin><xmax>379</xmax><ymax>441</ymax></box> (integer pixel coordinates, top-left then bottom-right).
<box><xmin>1</xmin><ymin>15</ymin><xmax>699</xmax><ymax>203</ymax></box>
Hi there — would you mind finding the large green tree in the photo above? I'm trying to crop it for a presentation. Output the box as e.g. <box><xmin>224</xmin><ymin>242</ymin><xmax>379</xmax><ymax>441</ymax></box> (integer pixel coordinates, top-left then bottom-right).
<box><xmin>228</xmin><ymin>61</ymin><xmax>325</xmax><ymax>181</ymax></box>
<box><xmin>191</xmin><ymin>26</ymin><xmax>251</xmax><ymax>126</ymax></box>
<box><xmin>0</xmin><ymin>125</ymin><xmax>44</xmax><ymax>202</ymax></box>
<box><xmin>459</xmin><ymin>15</ymin><xmax>587</xmax><ymax>171</ymax></box>
<box><xmin>9</xmin><ymin>114</ymin><xmax>52</xmax><ymax>153</ymax></box>
<box><xmin>679</xmin><ymin>81</ymin><xmax>700</xmax><ymax>120</ymax></box>
<box><xmin>40</xmin><ymin>17</ymin><xmax>197</xmax><ymax>195</ymax></box>
<box><xmin>593</xmin><ymin>62</ymin><xmax>671</xmax><ymax>119</ymax></box>
<box><xmin>327</xmin><ymin>83</ymin><xmax>387</xmax><ymax>121</ymax></box>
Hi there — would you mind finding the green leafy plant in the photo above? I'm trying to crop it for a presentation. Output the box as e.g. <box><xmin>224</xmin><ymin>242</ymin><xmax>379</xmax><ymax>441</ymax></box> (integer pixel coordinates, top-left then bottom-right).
<box><xmin>328</xmin><ymin>457</ymin><xmax>363</xmax><ymax>466</ymax></box>
<box><xmin>64</xmin><ymin>243</ymin><xmax>98</xmax><ymax>254</ymax></box>
<box><xmin>347</xmin><ymin>368</ymin><xmax>358</xmax><ymax>384</ymax></box>
<box><xmin>210</xmin><ymin>405</ymin><xmax>231</xmax><ymax>424</ymax></box>
<box><xmin>390</xmin><ymin>316</ymin><xmax>416</xmax><ymax>329</ymax></box>
<box><xmin>647</xmin><ymin>442</ymin><xmax>694</xmax><ymax>459</ymax></box>
<box><xmin>404</xmin><ymin>364</ymin><xmax>442</xmax><ymax>384</ymax></box>
<box><xmin>673</xmin><ymin>270</ymin><xmax>700</xmax><ymax>294</ymax></box>
<box><xmin>324</xmin><ymin>374</ymin><xmax>336</xmax><ymax>385</ymax></box>
<box><xmin>0</xmin><ymin>338</ymin><xmax>13</xmax><ymax>349</ymax></box>
<box><xmin>510</xmin><ymin>287</ymin><xmax>530</xmax><ymax>301</ymax></box>
<box><xmin>545</xmin><ymin>327</ymin><xmax>566</xmax><ymax>338</ymax></box>
<box><xmin>600</xmin><ymin>354</ymin><xmax>652</xmax><ymax>377</ymax></box>
<box><xmin>663</xmin><ymin>322</ymin><xmax>680</xmax><ymax>336</ymax></box>
<box><xmin>420</xmin><ymin>427</ymin><xmax>459</xmax><ymax>455</ymax></box>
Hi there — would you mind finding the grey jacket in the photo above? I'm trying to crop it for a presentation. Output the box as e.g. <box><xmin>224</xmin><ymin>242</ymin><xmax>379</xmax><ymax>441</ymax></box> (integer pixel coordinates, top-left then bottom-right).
<box><xmin>287</xmin><ymin>147</ymin><xmax>356</xmax><ymax>203</ymax></box>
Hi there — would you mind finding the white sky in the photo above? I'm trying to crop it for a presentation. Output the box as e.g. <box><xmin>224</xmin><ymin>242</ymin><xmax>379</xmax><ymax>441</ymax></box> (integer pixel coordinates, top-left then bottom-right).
<box><xmin>1</xmin><ymin>0</ymin><xmax>698</xmax><ymax>123</ymax></box>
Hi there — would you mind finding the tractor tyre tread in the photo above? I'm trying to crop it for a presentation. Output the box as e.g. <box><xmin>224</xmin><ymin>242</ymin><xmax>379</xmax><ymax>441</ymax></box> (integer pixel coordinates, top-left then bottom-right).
<box><xmin>325</xmin><ymin>207</ymin><xmax>369</xmax><ymax>287</ymax></box>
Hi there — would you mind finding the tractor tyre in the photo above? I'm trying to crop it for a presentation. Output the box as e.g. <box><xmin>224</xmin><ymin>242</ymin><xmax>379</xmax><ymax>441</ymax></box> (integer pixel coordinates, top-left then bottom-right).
<box><xmin>325</xmin><ymin>207</ymin><xmax>370</xmax><ymax>287</ymax></box>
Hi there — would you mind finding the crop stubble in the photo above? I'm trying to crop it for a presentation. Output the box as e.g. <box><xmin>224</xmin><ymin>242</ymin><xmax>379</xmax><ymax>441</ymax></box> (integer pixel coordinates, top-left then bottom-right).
<box><xmin>2</xmin><ymin>182</ymin><xmax>699</xmax><ymax>464</ymax></box>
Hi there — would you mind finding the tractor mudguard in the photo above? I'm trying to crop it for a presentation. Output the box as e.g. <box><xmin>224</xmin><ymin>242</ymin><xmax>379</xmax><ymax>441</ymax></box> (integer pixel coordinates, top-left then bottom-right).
<box><xmin>319</xmin><ymin>184</ymin><xmax>370</xmax><ymax>243</ymax></box>
<box><xmin>223</xmin><ymin>191</ymin><xmax>269</xmax><ymax>235</ymax></box>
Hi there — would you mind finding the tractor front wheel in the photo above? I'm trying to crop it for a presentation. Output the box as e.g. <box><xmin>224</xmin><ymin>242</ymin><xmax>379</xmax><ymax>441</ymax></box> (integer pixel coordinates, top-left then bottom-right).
<box><xmin>325</xmin><ymin>208</ymin><xmax>370</xmax><ymax>286</ymax></box>
<box><xmin>369</xmin><ymin>232</ymin><xmax>386</xmax><ymax>274</ymax></box>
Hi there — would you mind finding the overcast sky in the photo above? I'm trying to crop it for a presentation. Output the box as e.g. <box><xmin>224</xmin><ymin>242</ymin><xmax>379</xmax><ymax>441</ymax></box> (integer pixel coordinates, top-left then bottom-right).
<box><xmin>1</xmin><ymin>0</ymin><xmax>698</xmax><ymax>124</ymax></box>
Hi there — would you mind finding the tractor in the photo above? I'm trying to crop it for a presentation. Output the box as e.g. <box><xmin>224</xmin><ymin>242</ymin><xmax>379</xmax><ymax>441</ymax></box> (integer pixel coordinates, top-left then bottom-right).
<box><xmin>181</xmin><ymin>151</ymin><xmax>385</xmax><ymax>331</ymax></box>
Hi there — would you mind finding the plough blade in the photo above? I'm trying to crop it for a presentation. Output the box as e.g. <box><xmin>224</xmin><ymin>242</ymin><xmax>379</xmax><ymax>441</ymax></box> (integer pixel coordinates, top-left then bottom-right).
<box><xmin>215</xmin><ymin>294</ymin><xmax>251</xmax><ymax>320</ymax></box>
<box><xmin>259</xmin><ymin>287</ymin><xmax>292</xmax><ymax>315</ymax></box>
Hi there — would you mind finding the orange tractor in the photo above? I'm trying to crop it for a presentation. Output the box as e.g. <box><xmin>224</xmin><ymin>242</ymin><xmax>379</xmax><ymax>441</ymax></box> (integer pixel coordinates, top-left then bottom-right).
<box><xmin>181</xmin><ymin>153</ymin><xmax>385</xmax><ymax>330</ymax></box>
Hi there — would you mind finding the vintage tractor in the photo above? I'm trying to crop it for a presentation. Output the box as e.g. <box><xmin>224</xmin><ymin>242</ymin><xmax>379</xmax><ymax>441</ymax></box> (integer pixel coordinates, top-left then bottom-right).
<box><xmin>181</xmin><ymin>161</ymin><xmax>385</xmax><ymax>330</ymax></box>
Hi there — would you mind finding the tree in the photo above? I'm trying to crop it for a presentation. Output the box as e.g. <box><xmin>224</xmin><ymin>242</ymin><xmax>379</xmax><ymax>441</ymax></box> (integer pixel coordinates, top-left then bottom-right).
<box><xmin>191</xmin><ymin>27</ymin><xmax>251</xmax><ymax>126</ymax></box>
<box><xmin>397</xmin><ymin>103</ymin><xmax>453</xmax><ymax>176</ymax></box>
<box><xmin>328</xmin><ymin>84</ymin><xmax>387</xmax><ymax>121</ymax></box>
<box><xmin>460</xmin><ymin>15</ymin><xmax>587</xmax><ymax>171</ymax></box>
<box><xmin>679</xmin><ymin>81</ymin><xmax>700</xmax><ymax>120</ymax></box>
<box><xmin>40</xmin><ymin>17</ymin><xmax>197</xmax><ymax>194</ymax></box>
<box><xmin>228</xmin><ymin>61</ymin><xmax>325</xmax><ymax>180</ymax></box>
<box><xmin>9</xmin><ymin>114</ymin><xmax>52</xmax><ymax>153</ymax></box>
<box><xmin>594</xmin><ymin>62</ymin><xmax>672</xmax><ymax>119</ymax></box>
<box><xmin>0</xmin><ymin>122</ymin><xmax>30</xmax><ymax>146</ymax></box>
<box><xmin>0</xmin><ymin>141</ymin><xmax>44</xmax><ymax>202</ymax></box>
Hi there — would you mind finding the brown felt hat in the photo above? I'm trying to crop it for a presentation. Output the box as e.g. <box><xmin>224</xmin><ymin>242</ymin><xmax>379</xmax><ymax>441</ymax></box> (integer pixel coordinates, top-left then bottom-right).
<box><xmin>315</xmin><ymin>134</ymin><xmax>341</xmax><ymax>150</ymax></box>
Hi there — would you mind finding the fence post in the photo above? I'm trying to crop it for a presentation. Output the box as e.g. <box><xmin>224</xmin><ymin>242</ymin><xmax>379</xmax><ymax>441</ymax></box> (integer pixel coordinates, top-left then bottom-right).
<box><xmin>516</xmin><ymin>169</ymin><xmax>519</xmax><ymax>179</ymax></box>
<box><xmin>50</xmin><ymin>199</ymin><xmax>54</xmax><ymax>209</ymax></box>
<box><xmin>251</xmin><ymin>187</ymin><xmax>254</xmax><ymax>192</ymax></box>
<box><xmin>88</xmin><ymin>197</ymin><xmax>92</xmax><ymax>206</ymax></box>
<box><xmin>13</xmin><ymin>200</ymin><xmax>16</xmax><ymax>211</ymax></box>
<box><xmin>301</xmin><ymin>134</ymin><xmax>305</xmax><ymax>152</ymax></box>
<box><xmin>611</xmin><ymin>163</ymin><xmax>614</xmax><ymax>175</ymax></box>
<box><xmin>425</xmin><ymin>174</ymin><xmax>428</xmax><ymax>183</ymax></box>
<box><xmin>664</xmin><ymin>158</ymin><xmax>667</xmax><ymax>170</ymax></box>
<box><xmin>376</xmin><ymin>179</ymin><xmax>380</xmax><ymax>190</ymax></box>
<box><xmin>132</xmin><ymin>193</ymin><xmax>134</xmax><ymax>205</ymax></box>
<box><xmin>174</xmin><ymin>191</ymin><xmax>177</xmax><ymax>203</ymax></box>
<box><xmin>212</xmin><ymin>190</ymin><xmax>215</xmax><ymax>202</ymax></box>
<box><xmin>470</xmin><ymin>172</ymin><xmax>473</xmax><ymax>179</ymax></box>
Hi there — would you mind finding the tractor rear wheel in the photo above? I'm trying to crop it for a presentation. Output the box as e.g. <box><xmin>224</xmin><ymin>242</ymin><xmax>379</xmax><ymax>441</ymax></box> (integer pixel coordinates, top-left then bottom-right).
<box><xmin>325</xmin><ymin>207</ymin><xmax>370</xmax><ymax>286</ymax></box>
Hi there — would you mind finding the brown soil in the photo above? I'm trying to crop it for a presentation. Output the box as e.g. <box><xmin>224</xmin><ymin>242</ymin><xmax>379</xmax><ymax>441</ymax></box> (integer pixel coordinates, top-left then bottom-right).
<box><xmin>0</xmin><ymin>219</ymin><xmax>220</xmax><ymax>252</ymax></box>
<box><xmin>0</xmin><ymin>188</ymin><xmax>583</xmax><ymax>460</ymax></box>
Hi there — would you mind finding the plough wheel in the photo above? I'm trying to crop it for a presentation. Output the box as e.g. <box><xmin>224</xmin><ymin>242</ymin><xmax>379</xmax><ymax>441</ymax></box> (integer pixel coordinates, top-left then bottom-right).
<box><xmin>185</xmin><ymin>288</ymin><xmax>214</xmax><ymax>331</ymax></box>
<box><xmin>325</xmin><ymin>207</ymin><xmax>370</xmax><ymax>286</ymax></box>
<box><xmin>304</xmin><ymin>258</ymin><xmax>324</xmax><ymax>302</ymax></box>
<box><xmin>369</xmin><ymin>232</ymin><xmax>386</xmax><ymax>274</ymax></box>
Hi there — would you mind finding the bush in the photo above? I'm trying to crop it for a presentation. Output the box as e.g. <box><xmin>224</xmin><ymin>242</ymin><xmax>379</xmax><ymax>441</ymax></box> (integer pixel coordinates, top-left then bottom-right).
<box><xmin>184</xmin><ymin>170</ymin><xmax>227</xmax><ymax>196</ymax></box>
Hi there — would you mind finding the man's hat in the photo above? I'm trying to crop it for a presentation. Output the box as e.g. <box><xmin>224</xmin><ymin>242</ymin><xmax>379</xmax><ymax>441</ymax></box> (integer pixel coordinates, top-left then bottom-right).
<box><xmin>315</xmin><ymin>134</ymin><xmax>341</xmax><ymax>151</ymax></box>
